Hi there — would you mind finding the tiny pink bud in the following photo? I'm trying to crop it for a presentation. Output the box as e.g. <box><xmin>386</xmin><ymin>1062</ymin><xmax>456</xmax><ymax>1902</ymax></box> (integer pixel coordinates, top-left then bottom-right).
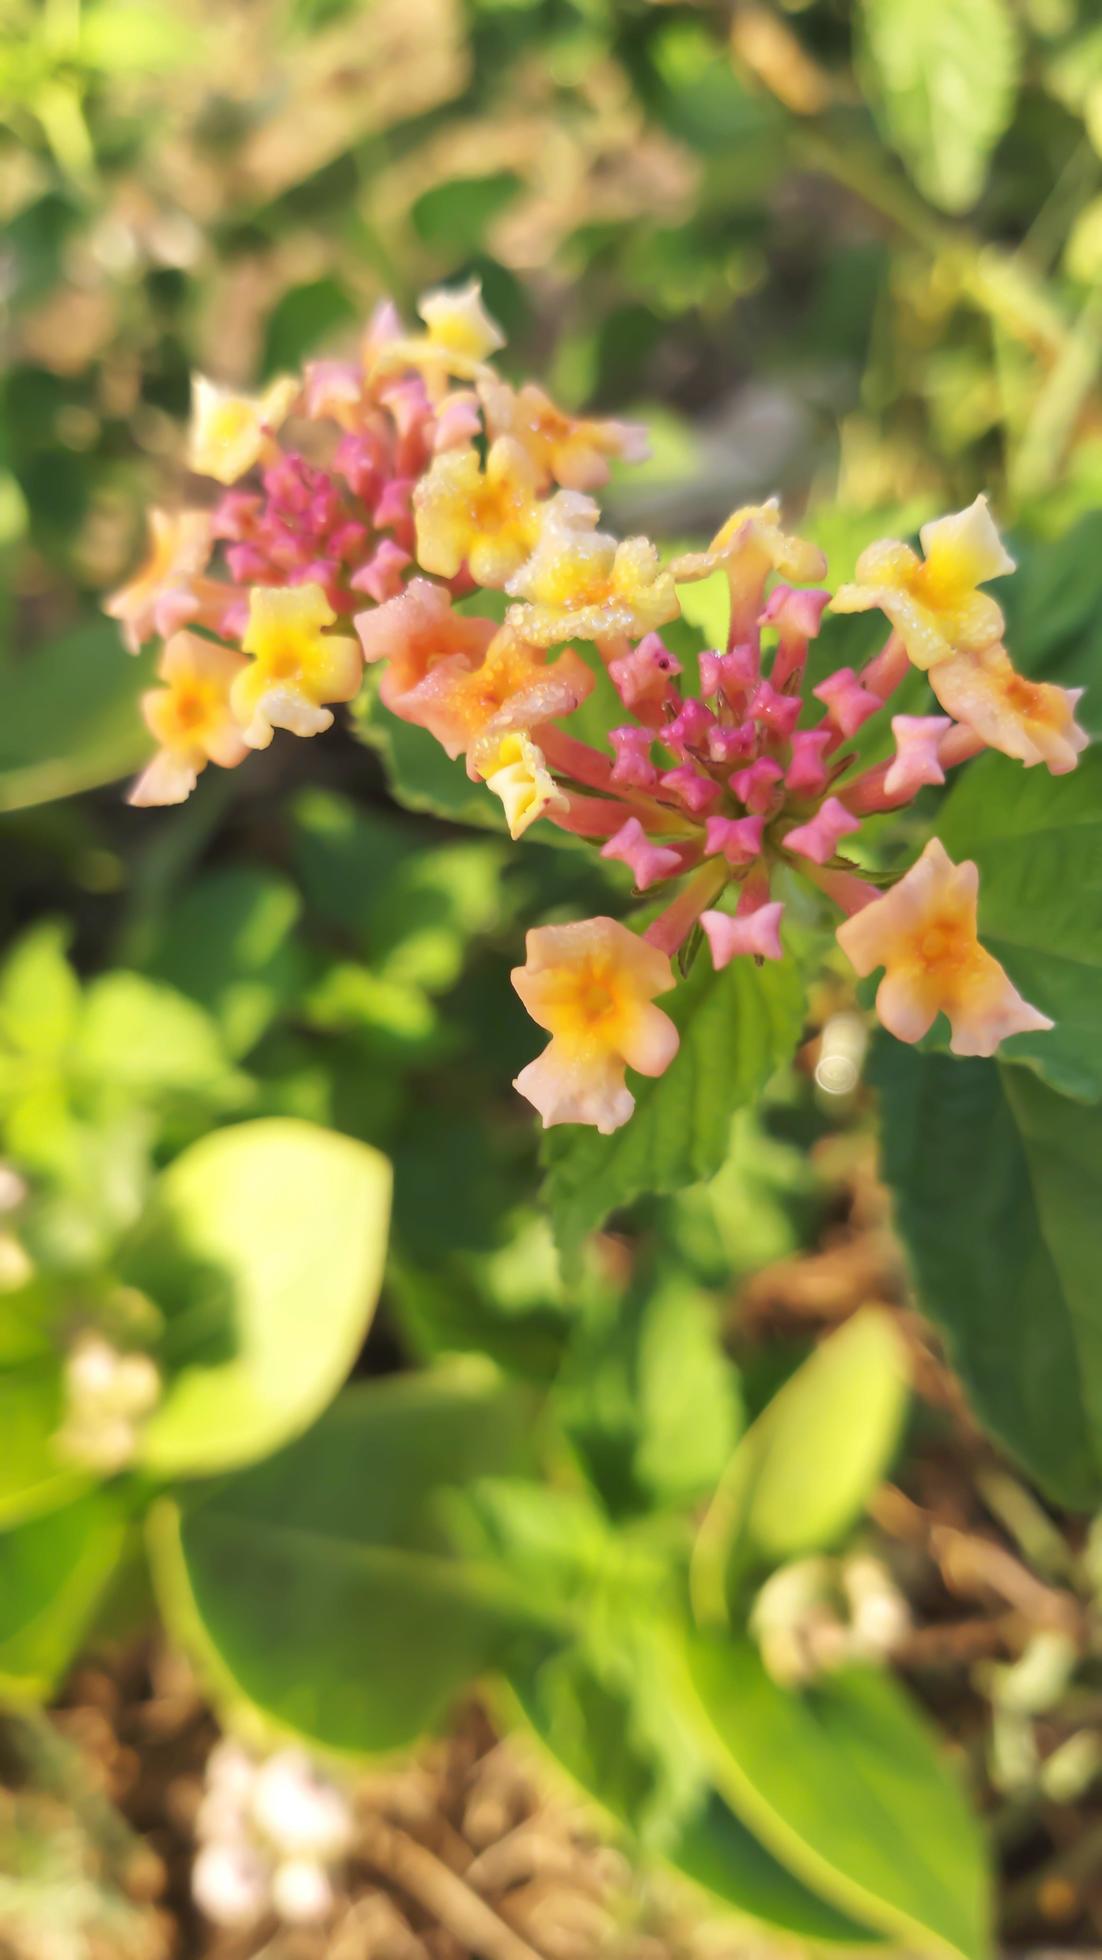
<box><xmin>350</xmin><ymin>538</ymin><xmax>412</xmax><ymax>603</ymax></box>
<box><xmin>609</xmin><ymin>726</ymin><xmax>658</xmax><ymax>788</ymax></box>
<box><xmin>883</xmin><ymin>714</ymin><xmax>952</xmax><ymax>797</ymax></box>
<box><xmin>749</xmin><ymin>681</ymin><xmax>802</xmax><ymax>739</ymax></box>
<box><xmin>701</xmin><ymin>900</ymin><xmax>785</xmax><ymax>967</ymax></box>
<box><xmin>433</xmin><ymin>391</ymin><xmax>482</xmax><ymax>451</ymax></box>
<box><xmin>759</xmin><ymin>584</ymin><xmax>831</xmax><ymax>639</ymax></box>
<box><xmin>665</xmin><ymin>699</ymin><xmax>716</xmax><ymax>754</ymax></box>
<box><xmin>786</xmin><ymin>727</ymin><xmax>833</xmax><ymax>796</ymax></box>
<box><xmin>704</xmin><ymin>813</ymin><xmax>764</xmax><ymax>864</ymax></box>
<box><xmin>374</xmin><ymin>476</ymin><xmax>415</xmax><ymax>532</ymax></box>
<box><xmin>783</xmin><ymin>796</ymin><xmax>860</xmax><ymax>865</ymax></box>
<box><xmin>813</xmin><ymin>667</ymin><xmax>880</xmax><ymax>738</ymax></box>
<box><xmin>699</xmin><ymin>645</ymin><xmax>757</xmax><ymax>704</ymax></box>
<box><xmin>608</xmin><ymin>634</ymin><xmax>682</xmax><ymax>712</ymax></box>
<box><xmin>706</xmin><ymin>722</ymin><xmax>757</xmax><ymax>765</ymax></box>
<box><xmin>601</xmin><ymin>818</ymin><xmax>683</xmax><ymax>891</ymax></box>
<box><xmin>659</xmin><ymin>765</ymin><xmax>722</xmax><ymax>814</ymax></box>
<box><xmin>730</xmin><ymin>757</ymin><xmax>784</xmax><ymax>813</ymax></box>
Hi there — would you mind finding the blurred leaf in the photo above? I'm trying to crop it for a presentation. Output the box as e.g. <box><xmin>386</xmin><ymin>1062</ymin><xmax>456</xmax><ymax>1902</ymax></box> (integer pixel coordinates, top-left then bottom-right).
<box><xmin>412</xmin><ymin>172</ymin><xmax>521</xmax><ymax>252</ymax></box>
<box><xmin>0</xmin><ymin>624</ymin><xmax>153</xmax><ymax>813</ymax></box>
<box><xmin>936</xmin><ymin>749</ymin><xmax>1102</xmax><ymax>1100</ymax></box>
<box><xmin>0</xmin><ymin>1357</ymin><xmax>83</xmax><ymax>1529</ymax></box>
<box><xmin>152</xmin><ymin>1369</ymin><xmax>549</xmax><ymax>1756</ymax></box>
<box><xmin>679</xmin><ymin>1633</ymin><xmax>991</xmax><ymax>1960</ymax></box>
<box><xmin>0</xmin><ymin>1490</ymin><xmax>126</xmax><ymax>1699</ymax></box>
<box><xmin>668</xmin><ymin>1791</ymin><xmax>881</xmax><ymax>1947</ymax></box>
<box><xmin>859</xmin><ymin>0</ymin><xmax>1020</xmax><ymax>214</ymax></box>
<box><xmin>876</xmin><ymin>1045</ymin><xmax>1102</xmax><ymax>1508</ymax></box>
<box><xmin>78</xmin><ymin>3</ymin><xmax>199</xmax><ymax>72</ymax></box>
<box><xmin>261</xmin><ymin>278</ymin><xmax>358</xmax><ymax>378</ymax></box>
<box><xmin>558</xmin><ymin>1271</ymin><xmax>742</xmax><ymax>1515</ymax></box>
<box><xmin>126</xmin><ymin>1118</ymin><xmax>391</xmax><ymax>1477</ymax></box>
<box><xmin>692</xmin><ymin>1311</ymin><xmax>908</xmax><ymax>1621</ymax></box>
<box><xmin>0</xmin><ymin>921</ymin><xmax>80</xmax><ymax>1061</ymax></box>
<box><xmin>140</xmin><ymin>868</ymin><xmax>304</xmax><ymax>1060</ymax></box>
<box><xmin>544</xmin><ymin>953</ymin><xmax>805</xmax><ymax>1275</ymax></box>
<box><xmin>354</xmin><ymin>676</ymin><xmax>507</xmax><ymax>831</ymax></box>
<box><xmin>76</xmin><ymin>973</ymin><xmax>242</xmax><ymax>1100</ymax></box>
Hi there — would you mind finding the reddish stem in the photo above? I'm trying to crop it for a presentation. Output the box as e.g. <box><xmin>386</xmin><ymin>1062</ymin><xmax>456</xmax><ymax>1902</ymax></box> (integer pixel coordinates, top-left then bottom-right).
<box><xmin>643</xmin><ymin>860</ymin><xmax>729</xmax><ymax>956</ymax></box>
<box><xmin>803</xmin><ymin>863</ymin><xmax>880</xmax><ymax>917</ymax></box>
<box><xmin>861</xmin><ymin>631</ymin><xmax>909</xmax><ymax>701</ymax></box>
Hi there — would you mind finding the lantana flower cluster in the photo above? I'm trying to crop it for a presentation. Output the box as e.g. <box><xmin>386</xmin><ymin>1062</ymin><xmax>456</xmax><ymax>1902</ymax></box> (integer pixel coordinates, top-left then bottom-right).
<box><xmin>108</xmin><ymin>284</ymin><xmax>1088</xmax><ymax>1134</ymax></box>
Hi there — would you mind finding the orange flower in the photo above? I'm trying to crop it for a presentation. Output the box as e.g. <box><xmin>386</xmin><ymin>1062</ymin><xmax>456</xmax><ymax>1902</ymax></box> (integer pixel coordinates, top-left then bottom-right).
<box><xmin>398</xmin><ymin>627</ymin><xmax>593</xmax><ymax>770</ymax></box>
<box><xmin>414</xmin><ymin>437</ymin><xmax>545</xmax><ymax>587</ymax></box>
<box><xmin>129</xmin><ymin>632</ymin><xmax>248</xmax><ymax>806</ymax></box>
<box><xmin>930</xmin><ymin>644</ymin><xmax>1089</xmax><ymax>775</ymax></box>
<box><xmin>481</xmin><ymin>377</ymin><xmax>648</xmax><ymax>492</ymax></box>
<box><xmin>512</xmin><ymin>917</ymin><xmax>679</xmax><ymax>1132</ymax></box>
<box><xmin>837</xmin><ymin>838</ymin><xmax>1052</xmax><ymax>1056</ymax></box>
<box><xmin>831</xmin><ymin>497</ymin><xmax>1014</xmax><ymax>672</ymax></box>
<box><xmin>354</xmin><ymin>578</ymin><xmax>497</xmax><ymax>712</ymax></box>
<box><xmin>104</xmin><ymin>507</ymin><xmax>211</xmax><ymax>653</ymax></box>
<box><xmin>232</xmin><ymin>584</ymin><xmax>362</xmax><ymax>749</ymax></box>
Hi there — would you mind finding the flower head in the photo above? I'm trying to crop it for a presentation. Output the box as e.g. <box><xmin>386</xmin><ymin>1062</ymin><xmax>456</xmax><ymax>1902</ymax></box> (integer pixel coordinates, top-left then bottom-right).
<box><xmin>130</xmin><ymin>631</ymin><xmax>248</xmax><ymax>806</ymax></box>
<box><xmin>232</xmin><ymin>583</ymin><xmax>362</xmax><ymax>749</ymax></box>
<box><xmin>353</xmin><ymin>578</ymin><xmax>496</xmax><ymax>712</ymax></box>
<box><xmin>481</xmin><ymin>377</ymin><xmax>649</xmax><ymax>492</ymax></box>
<box><xmin>105</xmin><ymin>507</ymin><xmax>212</xmax><ymax>653</ymax></box>
<box><xmin>836</xmin><ymin>837</ymin><xmax>1052</xmax><ymax>1055</ymax></box>
<box><xmin>505</xmin><ymin>502</ymin><xmax>679</xmax><ymax>647</ymax></box>
<box><xmin>398</xmin><ymin>626</ymin><xmax>593</xmax><ymax>768</ymax></box>
<box><xmin>930</xmin><ymin>643</ymin><xmax>1089</xmax><ymax>774</ymax></box>
<box><xmin>512</xmin><ymin>917</ymin><xmax>679</xmax><ymax>1133</ymax></box>
<box><xmin>831</xmin><ymin>497</ymin><xmax>1014</xmax><ymax>672</ymax></box>
<box><xmin>414</xmin><ymin>437</ymin><xmax>544</xmax><ymax>586</ymax></box>
<box><xmin>189</xmin><ymin>375</ymin><xmax>299</xmax><ymax>485</ymax></box>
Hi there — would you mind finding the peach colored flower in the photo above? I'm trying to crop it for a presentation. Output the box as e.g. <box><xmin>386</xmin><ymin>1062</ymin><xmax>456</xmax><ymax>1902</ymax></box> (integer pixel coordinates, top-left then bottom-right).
<box><xmin>188</xmin><ymin>375</ymin><xmax>299</xmax><ymax>485</ymax></box>
<box><xmin>481</xmin><ymin>377</ymin><xmax>648</xmax><ymax>492</ymax></box>
<box><xmin>831</xmin><ymin>497</ymin><xmax>1014</xmax><ymax>672</ymax></box>
<box><xmin>398</xmin><ymin>627</ymin><xmax>593</xmax><ymax>769</ymax></box>
<box><xmin>837</xmin><ymin>837</ymin><xmax>1052</xmax><ymax>1056</ymax></box>
<box><xmin>232</xmin><ymin>584</ymin><xmax>362</xmax><ymax>749</ymax></box>
<box><xmin>105</xmin><ymin>507</ymin><xmax>211</xmax><ymax>653</ymax></box>
<box><xmin>930</xmin><ymin>643</ymin><xmax>1089</xmax><ymax>775</ymax></box>
<box><xmin>512</xmin><ymin>916</ymin><xmax>679</xmax><ymax>1133</ymax></box>
<box><xmin>354</xmin><ymin>578</ymin><xmax>497</xmax><ymax>713</ymax></box>
<box><xmin>129</xmin><ymin>632</ymin><xmax>248</xmax><ymax>807</ymax></box>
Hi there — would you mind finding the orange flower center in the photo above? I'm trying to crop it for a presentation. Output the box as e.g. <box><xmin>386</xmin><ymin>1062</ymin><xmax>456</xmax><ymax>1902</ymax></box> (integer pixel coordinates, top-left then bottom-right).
<box><xmin>914</xmin><ymin>910</ymin><xmax>981</xmax><ymax>979</ymax></box>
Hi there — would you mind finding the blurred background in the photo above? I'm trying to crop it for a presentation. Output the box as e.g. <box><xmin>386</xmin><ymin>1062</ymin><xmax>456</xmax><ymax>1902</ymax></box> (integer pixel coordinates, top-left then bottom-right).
<box><xmin>2</xmin><ymin>1</ymin><xmax>1102</xmax><ymax>1955</ymax></box>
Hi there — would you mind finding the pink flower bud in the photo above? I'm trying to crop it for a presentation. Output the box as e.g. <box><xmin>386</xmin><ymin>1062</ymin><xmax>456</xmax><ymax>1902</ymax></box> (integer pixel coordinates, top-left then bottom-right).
<box><xmin>701</xmin><ymin>900</ymin><xmax>785</xmax><ymax>967</ymax></box>
<box><xmin>883</xmin><ymin>714</ymin><xmax>953</xmax><ymax>797</ymax></box>
<box><xmin>699</xmin><ymin>645</ymin><xmax>757</xmax><ymax>704</ymax></box>
<box><xmin>602</xmin><ymin>818</ymin><xmax>683</xmax><ymax>891</ymax></box>
<box><xmin>659</xmin><ymin>765</ymin><xmax>722</xmax><ymax>814</ymax></box>
<box><xmin>704</xmin><ymin>813</ymin><xmax>764</xmax><ymax>864</ymax></box>
<box><xmin>783</xmin><ymin>796</ymin><xmax>861</xmax><ymax>865</ymax></box>
<box><xmin>665</xmin><ymin>698</ymin><xmax>716</xmax><ymax>754</ymax></box>
<box><xmin>749</xmin><ymin>681</ymin><xmax>802</xmax><ymax>738</ymax></box>
<box><xmin>608</xmin><ymin>634</ymin><xmax>682</xmax><ymax>712</ymax></box>
<box><xmin>786</xmin><ymin>728</ymin><xmax>833</xmax><ymax>796</ymax></box>
<box><xmin>706</xmin><ymin>722</ymin><xmax>757</xmax><ymax>765</ymax></box>
<box><xmin>609</xmin><ymin>726</ymin><xmax>658</xmax><ymax>788</ymax></box>
<box><xmin>813</xmin><ymin>667</ymin><xmax>880</xmax><ymax>737</ymax></box>
<box><xmin>730</xmin><ymin>756</ymin><xmax>784</xmax><ymax>813</ymax></box>
<box><xmin>350</xmin><ymin>538</ymin><xmax>412</xmax><ymax>603</ymax></box>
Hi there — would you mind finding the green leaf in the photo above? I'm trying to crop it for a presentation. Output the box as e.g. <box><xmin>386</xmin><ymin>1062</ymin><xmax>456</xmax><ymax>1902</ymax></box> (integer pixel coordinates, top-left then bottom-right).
<box><xmin>669</xmin><ymin>1792</ymin><xmax>881</xmax><ymax>1947</ymax></box>
<box><xmin>0</xmin><ymin>622</ymin><xmax>153</xmax><ymax>813</ymax></box>
<box><xmin>354</xmin><ymin>674</ymin><xmax>506</xmax><ymax>831</ymax></box>
<box><xmin>261</xmin><ymin>278</ymin><xmax>358</xmax><ymax>378</ymax></box>
<box><xmin>0</xmin><ymin>1491</ymin><xmax>126</xmax><ymax>1699</ymax></box>
<box><xmin>75</xmin><ymin>973</ymin><xmax>242</xmax><ymax>1100</ymax></box>
<box><xmin>692</xmin><ymin>1310</ymin><xmax>908</xmax><ymax>1620</ymax></box>
<box><xmin>140</xmin><ymin>868</ymin><xmax>304</xmax><ymax>1059</ymax></box>
<box><xmin>544</xmin><ymin>954</ymin><xmax>805</xmax><ymax>1274</ymax></box>
<box><xmin>876</xmin><ymin>1044</ymin><xmax>1102</xmax><ymax>1508</ymax></box>
<box><xmin>126</xmin><ymin>1119</ymin><xmax>391</xmax><ymax>1478</ymax></box>
<box><xmin>151</xmin><ymin>1370</ymin><xmax>549</xmax><ymax>1756</ymax></box>
<box><xmin>0</xmin><ymin>1357</ymin><xmax>83</xmax><ymax>1529</ymax></box>
<box><xmin>679</xmin><ymin>1633</ymin><xmax>991</xmax><ymax>1960</ymax></box>
<box><xmin>936</xmin><ymin>749</ymin><xmax>1102</xmax><ymax>1101</ymax></box>
<box><xmin>858</xmin><ymin>0</ymin><xmax>1020</xmax><ymax>214</ymax></box>
<box><xmin>558</xmin><ymin>1272</ymin><xmax>742</xmax><ymax>1515</ymax></box>
<box><xmin>0</xmin><ymin>920</ymin><xmax>80</xmax><ymax>1060</ymax></box>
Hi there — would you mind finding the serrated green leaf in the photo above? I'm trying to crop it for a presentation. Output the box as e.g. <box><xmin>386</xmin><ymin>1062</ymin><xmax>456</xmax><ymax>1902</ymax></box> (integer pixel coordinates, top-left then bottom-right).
<box><xmin>876</xmin><ymin>1044</ymin><xmax>1102</xmax><ymax>1508</ymax></box>
<box><xmin>543</xmin><ymin>953</ymin><xmax>805</xmax><ymax>1274</ymax></box>
<box><xmin>125</xmin><ymin>1119</ymin><xmax>390</xmax><ymax>1478</ymax></box>
<box><xmin>692</xmin><ymin>1310</ymin><xmax>908</xmax><ymax>1620</ymax></box>
<box><xmin>936</xmin><ymin>749</ymin><xmax>1102</xmax><ymax>1101</ymax></box>
<box><xmin>679</xmin><ymin>1633</ymin><xmax>991</xmax><ymax>1960</ymax></box>
<box><xmin>859</xmin><ymin>0</ymin><xmax>1020</xmax><ymax>214</ymax></box>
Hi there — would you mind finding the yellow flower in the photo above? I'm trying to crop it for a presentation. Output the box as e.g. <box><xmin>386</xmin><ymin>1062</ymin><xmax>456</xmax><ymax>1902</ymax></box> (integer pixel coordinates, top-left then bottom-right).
<box><xmin>371</xmin><ymin>280</ymin><xmax>505</xmax><ymax>398</ymax></box>
<box><xmin>129</xmin><ymin>632</ymin><xmax>248</xmax><ymax>807</ymax></box>
<box><xmin>232</xmin><ymin>584</ymin><xmax>362</xmax><ymax>749</ymax></box>
<box><xmin>399</xmin><ymin>626</ymin><xmax>593</xmax><ymax>767</ymax></box>
<box><xmin>104</xmin><ymin>507</ymin><xmax>211</xmax><ymax>653</ymax></box>
<box><xmin>837</xmin><ymin>838</ymin><xmax>1052</xmax><ymax>1057</ymax></box>
<box><xmin>930</xmin><ymin>643</ymin><xmax>1089</xmax><ymax>775</ymax></box>
<box><xmin>414</xmin><ymin>437</ymin><xmax>544</xmax><ymax>587</ymax></box>
<box><xmin>831</xmin><ymin>496</ymin><xmax>1014</xmax><ymax>672</ymax></box>
<box><xmin>672</xmin><ymin>498</ymin><xmax>827</xmax><ymax>640</ymax></box>
<box><xmin>481</xmin><ymin>377</ymin><xmax>649</xmax><ymax>492</ymax></box>
<box><xmin>512</xmin><ymin>916</ymin><xmax>679</xmax><ymax>1132</ymax></box>
<box><xmin>505</xmin><ymin>499</ymin><xmax>679</xmax><ymax>647</ymax></box>
<box><xmin>479</xmin><ymin>732</ymin><xmax>568</xmax><ymax>839</ymax></box>
<box><xmin>188</xmin><ymin>374</ymin><xmax>299</xmax><ymax>485</ymax></box>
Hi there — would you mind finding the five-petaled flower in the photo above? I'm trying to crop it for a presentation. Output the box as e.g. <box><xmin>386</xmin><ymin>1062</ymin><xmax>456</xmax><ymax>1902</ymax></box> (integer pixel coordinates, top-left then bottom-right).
<box><xmin>505</xmin><ymin>502</ymin><xmax>679</xmax><ymax>647</ymax></box>
<box><xmin>414</xmin><ymin>437</ymin><xmax>544</xmax><ymax>586</ymax></box>
<box><xmin>374</xmin><ymin>280</ymin><xmax>504</xmax><ymax>398</ymax></box>
<box><xmin>831</xmin><ymin>496</ymin><xmax>1014</xmax><ymax>671</ymax></box>
<box><xmin>512</xmin><ymin>917</ymin><xmax>679</xmax><ymax>1133</ymax></box>
<box><xmin>930</xmin><ymin>643</ymin><xmax>1089</xmax><ymax>775</ymax></box>
<box><xmin>354</xmin><ymin>577</ymin><xmax>496</xmax><ymax>713</ymax></box>
<box><xmin>398</xmin><ymin>626</ymin><xmax>593</xmax><ymax>770</ymax></box>
<box><xmin>233</xmin><ymin>584</ymin><xmax>362</xmax><ymax>749</ymax></box>
<box><xmin>836</xmin><ymin>838</ymin><xmax>1053</xmax><ymax>1056</ymax></box>
<box><xmin>129</xmin><ymin>631</ymin><xmax>249</xmax><ymax>807</ymax></box>
<box><xmin>105</xmin><ymin>508</ymin><xmax>212</xmax><ymax>654</ymax></box>
<box><xmin>481</xmin><ymin>377</ymin><xmax>649</xmax><ymax>492</ymax></box>
<box><xmin>189</xmin><ymin>375</ymin><xmax>299</xmax><ymax>485</ymax></box>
